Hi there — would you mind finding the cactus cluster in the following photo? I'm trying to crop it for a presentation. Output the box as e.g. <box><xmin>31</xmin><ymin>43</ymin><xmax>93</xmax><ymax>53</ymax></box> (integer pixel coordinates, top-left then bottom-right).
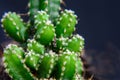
<box><xmin>1</xmin><ymin>0</ymin><xmax>85</xmax><ymax>80</ymax></box>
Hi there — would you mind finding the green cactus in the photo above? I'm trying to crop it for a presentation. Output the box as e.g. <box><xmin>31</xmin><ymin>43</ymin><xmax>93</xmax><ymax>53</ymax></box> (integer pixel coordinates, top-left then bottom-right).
<box><xmin>1</xmin><ymin>12</ymin><xmax>28</xmax><ymax>42</ymax></box>
<box><xmin>34</xmin><ymin>11</ymin><xmax>49</xmax><ymax>29</ymax></box>
<box><xmin>37</xmin><ymin>52</ymin><xmax>57</xmax><ymax>78</ymax></box>
<box><xmin>25</xmin><ymin>51</ymin><xmax>40</xmax><ymax>71</ymax></box>
<box><xmin>27</xmin><ymin>39</ymin><xmax>45</xmax><ymax>55</ymax></box>
<box><xmin>3</xmin><ymin>44</ymin><xmax>34</xmax><ymax>80</ymax></box>
<box><xmin>64</xmin><ymin>34</ymin><xmax>84</xmax><ymax>54</ymax></box>
<box><xmin>29</xmin><ymin>0</ymin><xmax>60</xmax><ymax>23</ymax></box>
<box><xmin>56</xmin><ymin>34</ymin><xmax>84</xmax><ymax>55</ymax></box>
<box><xmin>34</xmin><ymin>20</ymin><xmax>55</xmax><ymax>45</ymax></box>
<box><xmin>1</xmin><ymin>0</ymin><xmax>85</xmax><ymax>80</ymax></box>
<box><xmin>55</xmin><ymin>9</ymin><xmax>77</xmax><ymax>38</ymax></box>
<box><xmin>46</xmin><ymin>0</ymin><xmax>61</xmax><ymax>22</ymax></box>
<box><xmin>29</xmin><ymin>0</ymin><xmax>39</xmax><ymax>23</ymax></box>
<box><xmin>54</xmin><ymin>51</ymin><xmax>77</xmax><ymax>80</ymax></box>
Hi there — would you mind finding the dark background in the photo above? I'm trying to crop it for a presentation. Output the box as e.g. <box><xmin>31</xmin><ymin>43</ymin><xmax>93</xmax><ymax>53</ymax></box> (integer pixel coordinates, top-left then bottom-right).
<box><xmin>0</xmin><ymin>0</ymin><xmax>120</xmax><ymax>80</ymax></box>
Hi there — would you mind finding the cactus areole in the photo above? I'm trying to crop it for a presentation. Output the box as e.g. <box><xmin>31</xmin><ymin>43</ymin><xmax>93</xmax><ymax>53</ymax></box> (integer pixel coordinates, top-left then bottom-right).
<box><xmin>1</xmin><ymin>0</ymin><xmax>85</xmax><ymax>80</ymax></box>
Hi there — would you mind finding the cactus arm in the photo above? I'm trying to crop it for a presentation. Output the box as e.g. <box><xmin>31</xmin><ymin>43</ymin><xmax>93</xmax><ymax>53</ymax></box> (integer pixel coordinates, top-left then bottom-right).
<box><xmin>56</xmin><ymin>35</ymin><xmax>84</xmax><ymax>54</ymax></box>
<box><xmin>34</xmin><ymin>11</ymin><xmax>55</xmax><ymax>45</ymax></box>
<box><xmin>35</xmin><ymin>23</ymin><xmax>55</xmax><ymax>45</ymax></box>
<box><xmin>3</xmin><ymin>44</ymin><xmax>34</xmax><ymax>80</ymax></box>
<box><xmin>37</xmin><ymin>52</ymin><xmax>56</xmax><ymax>78</ymax></box>
<box><xmin>34</xmin><ymin>11</ymin><xmax>49</xmax><ymax>30</ymax></box>
<box><xmin>65</xmin><ymin>34</ymin><xmax>85</xmax><ymax>54</ymax></box>
<box><xmin>27</xmin><ymin>39</ymin><xmax>45</xmax><ymax>55</ymax></box>
<box><xmin>55</xmin><ymin>51</ymin><xmax>76</xmax><ymax>80</ymax></box>
<box><xmin>35</xmin><ymin>20</ymin><xmax>55</xmax><ymax>45</ymax></box>
<box><xmin>1</xmin><ymin>12</ymin><xmax>28</xmax><ymax>42</ymax></box>
<box><xmin>25</xmin><ymin>51</ymin><xmax>40</xmax><ymax>71</ymax></box>
<box><xmin>55</xmin><ymin>10</ymin><xmax>77</xmax><ymax>38</ymax></box>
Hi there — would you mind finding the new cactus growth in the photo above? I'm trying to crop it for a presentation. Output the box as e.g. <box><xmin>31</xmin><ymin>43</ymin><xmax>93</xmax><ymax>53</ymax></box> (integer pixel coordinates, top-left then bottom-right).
<box><xmin>1</xmin><ymin>12</ymin><xmax>28</xmax><ymax>42</ymax></box>
<box><xmin>55</xmin><ymin>10</ymin><xmax>77</xmax><ymax>38</ymax></box>
<box><xmin>1</xmin><ymin>0</ymin><xmax>85</xmax><ymax>80</ymax></box>
<box><xmin>27</xmin><ymin>39</ymin><xmax>45</xmax><ymax>55</ymax></box>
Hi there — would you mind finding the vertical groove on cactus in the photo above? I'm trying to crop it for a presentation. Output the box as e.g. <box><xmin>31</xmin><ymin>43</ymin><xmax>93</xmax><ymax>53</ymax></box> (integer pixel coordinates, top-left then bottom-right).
<box><xmin>1</xmin><ymin>12</ymin><xmax>28</xmax><ymax>42</ymax></box>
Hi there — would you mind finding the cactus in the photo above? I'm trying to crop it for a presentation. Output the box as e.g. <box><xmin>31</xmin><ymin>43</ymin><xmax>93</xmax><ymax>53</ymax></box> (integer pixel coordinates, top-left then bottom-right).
<box><xmin>1</xmin><ymin>12</ymin><xmax>28</xmax><ymax>42</ymax></box>
<box><xmin>55</xmin><ymin>9</ymin><xmax>77</xmax><ymax>38</ymax></box>
<box><xmin>37</xmin><ymin>51</ymin><xmax>56</xmax><ymax>78</ymax></box>
<box><xmin>3</xmin><ymin>44</ymin><xmax>34</xmax><ymax>80</ymax></box>
<box><xmin>54</xmin><ymin>51</ymin><xmax>77</xmax><ymax>80</ymax></box>
<box><xmin>1</xmin><ymin>0</ymin><xmax>85</xmax><ymax>80</ymax></box>
<box><xmin>27</xmin><ymin>39</ymin><xmax>45</xmax><ymax>55</ymax></box>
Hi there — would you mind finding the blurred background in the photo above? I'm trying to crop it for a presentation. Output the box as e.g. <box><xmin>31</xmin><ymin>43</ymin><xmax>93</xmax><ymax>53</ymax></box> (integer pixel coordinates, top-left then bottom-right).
<box><xmin>0</xmin><ymin>0</ymin><xmax>120</xmax><ymax>80</ymax></box>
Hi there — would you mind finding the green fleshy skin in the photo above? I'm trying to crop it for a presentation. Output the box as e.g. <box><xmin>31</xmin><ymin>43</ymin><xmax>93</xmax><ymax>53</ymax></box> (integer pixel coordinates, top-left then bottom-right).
<box><xmin>55</xmin><ymin>9</ymin><xmax>77</xmax><ymax>38</ymax></box>
<box><xmin>65</xmin><ymin>34</ymin><xmax>84</xmax><ymax>53</ymax></box>
<box><xmin>47</xmin><ymin>0</ymin><xmax>60</xmax><ymax>22</ymax></box>
<box><xmin>56</xmin><ymin>34</ymin><xmax>84</xmax><ymax>54</ymax></box>
<box><xmin>35</xmin><ymin>20</ymin><xmax>55</xmax><ymax>45</ymax></box>
<box><xmin>29</xmin><ymin>0</ymin><xmax>39</xmax><ymax>22</ymax></box>
<box><xmin>55</xmin><ymin>51</ymin><xmax>76</xmax><ymax>80</ymax></box>
<box><xmin>34</xmin><ymin>11</ymin><xmax>49</xmax><ymax>29</ymax></box>
<box><xmin>25</xmin><ymin>51</ymin><xmax>40</xmax><ymax>71</ymax></box>
<box><xmin>3</xmin><ymin>44</ymin><xmax>34</xmax><ymax>80</ymax></box>
<box><xmin>27</xmin><ymin>39</ymin><xmax>45</xmax><ymax>55</ymax></box>
<box><xmin>38</xmin><ymin>0</ymin><xmax>48</xmax><ymax>10</ymax></box>
<box><xmin>2</xmin><ymin>0</ymin><xmax>85</xmax><ymax>79</ymax></box>
<box><xmin>38</xmin><ymin>0</ymin><xmax>60</xmax><ymax>22</ymax></box>
<box><xmin>1</xmin><ymin>12</ymin><xmax>28</xmax><ymax>42</ymax></box>
<box><xmin>37</xmin><ymin>52</ymin><xmax>56</xmax><ymax>78</ymax></box>
<box><xmin>56</xmin><ymin>37</ymin><xmax>68</xmax><ymax>50</ymax></box>
<box><xmin>76</xmin><ymin>58</ymin><xmax>83</xmax><ymax>76</ymax></box>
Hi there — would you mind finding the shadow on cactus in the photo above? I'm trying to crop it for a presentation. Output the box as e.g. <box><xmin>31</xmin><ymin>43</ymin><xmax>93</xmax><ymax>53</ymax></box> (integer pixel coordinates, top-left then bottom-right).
<box><xmin>1</xmin><ymin>0</ymin><xmax>85</xmax><ymax>80</ymax></box>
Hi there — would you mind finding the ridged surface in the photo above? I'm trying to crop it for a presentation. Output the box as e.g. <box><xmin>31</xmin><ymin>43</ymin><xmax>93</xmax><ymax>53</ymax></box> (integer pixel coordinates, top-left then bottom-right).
<box><xmin>2</xmin><ymin>0</ymin><xmax>85</xmax><ymax>80</ymax></box>
<box><xmin>3</xmin><ymin>44</ymin><xmax>34</xmax><ymax>80</ymax></box>
<box><xmin>1</xmin><ymin>12</ymin><xmax>28</xmax><ymax>42</ymax></box>
<box><xmin>55</xmin><ymin>10</ymin><xmax>77</xmax><ymax>38</ymax></box>
<box><xmin>54</xmin><ymin>51</ymin><xmax>76</xmax><ymax>80</ymax></box>
<box><xmin>34</xmin><ymin>11</ymin><xmax>55</xmax><ymax>45</ymax></box>
<box><xmin>27</xmin><ymin>39</ymin><xmax>45</xmax><ymax>55</ymax></box>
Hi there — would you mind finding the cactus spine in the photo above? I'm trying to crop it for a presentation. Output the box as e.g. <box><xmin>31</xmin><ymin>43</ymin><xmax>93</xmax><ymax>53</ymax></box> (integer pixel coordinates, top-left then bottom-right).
<box><xmin>1</xmin><ymin>0</ymin><xmax>85</xmax><ymax>80</ymax></box>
